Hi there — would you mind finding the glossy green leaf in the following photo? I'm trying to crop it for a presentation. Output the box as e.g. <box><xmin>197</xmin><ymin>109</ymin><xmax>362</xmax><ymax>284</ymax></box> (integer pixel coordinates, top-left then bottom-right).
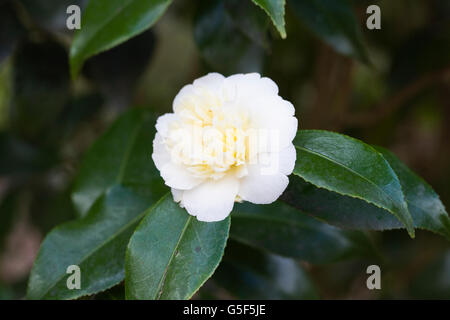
<box><xmin>27</xmin><ymin>108</ymin><xmax>167</xmax><ymax>299</ymax></box>
<box><xmin>27</xmin><ymin>185</ymin><xmax>152</xmax><ymax>300</ymax></box>
<box><xmin>231</xmin><ymin>201</ymin><xmax>374</xmax><ymax>264</ymax></box>
<box><xmin>213</xmin><ymin>241</ymin><xmax>319</xmax><ymax>299</ymax></box>
<box><xmin>291</xmin><ymin>130</ymin><xmax>414</xmax><ymax>237</ymax></box>
<box><xmin>282</xmin><ymin>175</ymin><xmax>403</xmax><ymax>231</ymax></box>
<box><xmin>283</xmin><ymin>142</ymin><xmax>450</xmax><ymax>239</ymax></box>
<box><xmin>125</xmin><ymin>194</ymin><xmax>230</xmax><ymax>300</ymax></box>
<box><xmin>93</xmin><ymin>284</ymin><xmax>125</xmax><ymax>300</ymax></box>
<box><xmin>289</xmin><ymin>0</ymin><xmax>369</xmax><ymax>63</ymax></box>
<box><xmin>250</xmin><ymin>0</ymin><xmax>286</xmax><ymax>38</ymax></box>
<box><xmin>194</xmin><ymin>0</ymin><xmax>267</xmax><ymax>74</ymax></box>
<box><xmin>70</xmin><ymin>0</ymin><xmax>172</xmax><ymax>78</ymax></box>
<box><xmin>72</xmin><ymin>108</ymin><xmax>166</xmax><ymax>217</ymax></box>
<box><xmin>375</xmin><ymin>146</ymin><xmax>450</xmax><ymax>240</ymax></box>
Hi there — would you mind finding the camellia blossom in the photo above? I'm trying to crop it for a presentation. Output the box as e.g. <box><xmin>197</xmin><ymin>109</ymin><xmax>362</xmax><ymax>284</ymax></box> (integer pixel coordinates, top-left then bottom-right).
<box><xmin>152</xmin><ymin>73</ymin><xmax>298</xmax><ymax>222</ymax></box>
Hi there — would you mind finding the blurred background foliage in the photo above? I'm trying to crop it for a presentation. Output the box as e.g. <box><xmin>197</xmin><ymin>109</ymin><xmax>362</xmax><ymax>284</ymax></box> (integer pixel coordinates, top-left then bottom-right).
<box><xmin>0</xmin><ymin>0</ymin><xmax>449</xmax><ymax>299</ymax></box>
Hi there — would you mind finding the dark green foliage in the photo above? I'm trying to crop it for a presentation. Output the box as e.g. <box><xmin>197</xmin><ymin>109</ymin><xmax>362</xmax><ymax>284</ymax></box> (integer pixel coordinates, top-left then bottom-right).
<box><xmin>0</xmin><ymin>0</ymin><xmax>448</xmax><ymax>301</ymax></box>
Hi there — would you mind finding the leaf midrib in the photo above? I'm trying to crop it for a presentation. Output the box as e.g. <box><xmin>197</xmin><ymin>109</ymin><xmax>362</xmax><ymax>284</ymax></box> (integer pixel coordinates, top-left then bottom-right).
<box><xmin>72</xmin><ymin>0</ymin><xmax>134</xmax><ymax>61</ymax></box>
<box><xmin>252</xmin><ymin>0</ymin><xmax>286</xmax><ymax>37</ymax></box>
<box><xmin>72</xmin><ymin>0</ymin><xmax>171</xmax><ymax>69</ymax></box>
<box><xmin>154</xmin><ymin>215</ymin><xmax>192</xmax><ymax>299</ymax></box>
<box><xmin>74</xmin><ymin>112</ymin><xmax>147</xmax><ymax>217</ymax></box>
<box><xmin>39</xmin><ymin>203</ymin><xmax>151</xmax><ymax>299</ymax></box>
<box><xmin>40</xmin><ymin>113</ymin><xmax>150</xmax><ymax>298</ymax></box>
<box><xmin>294</xmin><ymin>144</ymin><xmax>403</xmax><ymax>214</ymax></box>
<box><xmin>116</xmin><ymin>115</ymin><xmax>146</xmax><ymax>183</ymax></box>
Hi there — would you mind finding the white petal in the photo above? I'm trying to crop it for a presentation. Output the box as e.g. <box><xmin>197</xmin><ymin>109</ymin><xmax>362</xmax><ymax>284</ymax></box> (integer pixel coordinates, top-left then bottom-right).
<box><xmin>225</xmin><ymin>73</ymin><xmax>260</xmax><ymax>87</ymax></box>
<box><xmin>193</xmin><ymin>73</ymin><xmax>225</xmax><ymax>92</ymax></box>
<box><xmin>171</xmin><ymin>188</ymin><xmax>184</xmax><ymax>204</ymax></box>
<box><xmin>173</xmin><ymin>84</ymin><xmax>195</xmax><ymax>113</ymax></box>
<box><xmin>173</xmin><ymin>75</ymin><xmax>226</xmax><ymax>115</ymax></box>
<box><xmin>259</xmin><ymin>76</ymin><xmax>279</xmax><ymax>95</ymax></box>
<box><xmin>160</xmin><ymin>162</ymin><xmax>203</xmax><ymax>190</ymax></box>
<box><xmin>254</xmin><ymin>144</ymin><xmax>296</xmax><ymax>176</ymax></box>
<box><xmin>226</xmin><ymin>73</ymin><xmax>279</xmax><ymax>101</ymax></box>
<box><xmin>155</xmin><ymin>113</ymin><xmax>178</xmax><ymax>138</ymax></box>
<box><xmin>182</xmin><ymin>176</ymin><xmax>239</xmax><ymax>222</ymax></box>
<box><xmin>277</xmin><ymin>144</ymin><xmax>297</xmax><ymax>175</ymax></box>
<box><xmin>238</xmin><ymin>165</ymin><xmax>289</xmax><ymax>204</ymax></box>
<box><xmin>251</xmin><ymin>110</ymin><xmax>298</xmax><ymax>152</ymax></box>
<box><xmin>152</xmin><ymin>133</ymin><xmax>170</xmax><ymax>171</ymax></box>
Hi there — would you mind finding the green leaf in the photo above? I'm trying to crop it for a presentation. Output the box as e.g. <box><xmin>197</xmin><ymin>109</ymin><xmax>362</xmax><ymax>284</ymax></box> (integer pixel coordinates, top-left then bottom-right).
<box><xmin>291</xmin><ymin>130</ymin><xmax>414</xmax><ymax>237</ymax></box>
<box><xmin>231</xmin><ymin>201</ymin><xmax>374</xmax><ymax>264</ymax></box>
<box><xmin>289</xmin><ymin>0</ymin><xmax>369</xmax><ymax>63</ymax></box>
<box><xmin>125</xmin><ymin>194</ymin><xmax>230</xmax><ymax>300</ymax></box>
<box><xmin>27</xmin><ymin>185</ymin><xmax>152</xmax><ymax>300</ymax></box>
<box><xmin>72</xmin><ymin>108</ymin><xmax>166</xmax><ymax>217</ymax></box>
<box><xmin>93</xmin><ymin>284</ymin><xmax>125</xmax><ymax>300</ymax></box>
<box><xmin>70</xmin><ymin>0</ymin><xmax>172</xmax><ymax>78</ymax></box>
<box><xmin>250</xmin><ymin>0</ymin><xmax>286</xmax><ymax>38</ymax></box>
<box><xmin>213</xmin><ymin>241</ymin><xmax>319</xmax><ymax>299</ymax></box>
<box><xmin>282</xmin><ymin>176</ymin><xmax>403</xmax><ymax>231</ymax></box>
<box><xmin>375</xmin><ymin>147</ymin><xmax>450</xmax><ymax>240</ymax></box>
<box><xmin>282</xmin><ymin>143</ymin><xmax>450</xmax><ymax>240</ymax></box>
<box><xmin>194</xmin><ymin>0</ymin><xmax>267</xmax><ymax>74</ymax></box>
<box><xmin>27</xmin><ymin>108</ymin><xmax>167</xmax><ymax>299</ymax></box>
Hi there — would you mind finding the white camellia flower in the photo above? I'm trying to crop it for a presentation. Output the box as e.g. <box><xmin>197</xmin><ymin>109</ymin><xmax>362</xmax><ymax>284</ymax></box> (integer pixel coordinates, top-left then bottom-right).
<box><xmin>152</xmin><ymin>73</ymin><xmax>298</xmax><ymax>222</ymax></box>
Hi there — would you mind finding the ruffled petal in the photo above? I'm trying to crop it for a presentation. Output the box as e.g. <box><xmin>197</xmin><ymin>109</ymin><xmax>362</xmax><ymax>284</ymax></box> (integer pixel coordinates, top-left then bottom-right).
<box><xmin>171</xmin><ymin>188</ymin><xmax>184</xmax><ymax>203</ymax></box>
<box><xmin>155</xmin><ymin>113</ymin><xmax>178</xmax><ymax>138</ymax></box>
<box><xmin>152</xmin><ymin>133</ymin><xmax>171</xmax><ymax>171</ymax></box>
<box><xmin>182</xmin><ymin>176</ymin><xmax>239</xmax><ymax>222</ymax></box>
<box><xmin>238</xmin><ymin>165</ymin><xmax>289</xmax><ymax>204</ymax></box>
<box><xmin>160</xmin><ymin>162</ymin><xmax>203</xmax><ymax>190</ymax></box>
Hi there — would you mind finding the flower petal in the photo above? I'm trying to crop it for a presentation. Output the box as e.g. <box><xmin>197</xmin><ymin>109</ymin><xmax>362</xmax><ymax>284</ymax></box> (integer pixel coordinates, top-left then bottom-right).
<box><xmin>238</xmin><ymin>165</ymin><xmax>289</xmax><ymax>204</ymax></box>
<box><xmin>182</xmin><ymin>176</ymin><xmax>239</xmax><ymax>222</ymax></box>
<box><xmin>171</xmin><ymin>188</ymin><xmax>184</xmax><ymax>203</ymax></box>
<box><xmin>152</xmin><ymin>133</ymin><xmax>171</xmax><ymax>171</ymax></box>
<box><xmin>160</xmin><ymin>162</ymin><xmax>203</xmax><ymax>190</ymax></box>
<box><xmin>172</xmin><ymin>84</ymin><xmax>195</xmax><ymax>113</ymax></box>
<box><xmin>193</xmin><ymin>72</ymin><xmax>225</xmax><ymax>92</ymax></box>
<box><xmin>249</xmin><ymin>98</ymin><xmax>298</xmax><ymax>152</ymax></box>
<box><xmin>279</xmin><ymin>144</ymin><xmax>297</xmax><ymax>175</ymax></box>
<box><xmin>155</xmin><ymin>113</ymin><xmax>178</xmax><ymax>138</ymax></box>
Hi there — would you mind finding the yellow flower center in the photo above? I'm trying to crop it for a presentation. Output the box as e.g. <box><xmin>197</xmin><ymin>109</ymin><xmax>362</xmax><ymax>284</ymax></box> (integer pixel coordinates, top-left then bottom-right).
<box><xmin>165</xmin><ymin>98</ymin><xmax>251</xmax><ymax>180</ymax></box>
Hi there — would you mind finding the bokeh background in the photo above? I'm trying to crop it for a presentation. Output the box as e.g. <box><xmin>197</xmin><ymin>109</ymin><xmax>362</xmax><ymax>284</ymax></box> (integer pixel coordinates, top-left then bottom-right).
<box><xmin>1</xmin><ymin>0</ymin><xmax>450</xmax><ymax>299</ymax></box>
